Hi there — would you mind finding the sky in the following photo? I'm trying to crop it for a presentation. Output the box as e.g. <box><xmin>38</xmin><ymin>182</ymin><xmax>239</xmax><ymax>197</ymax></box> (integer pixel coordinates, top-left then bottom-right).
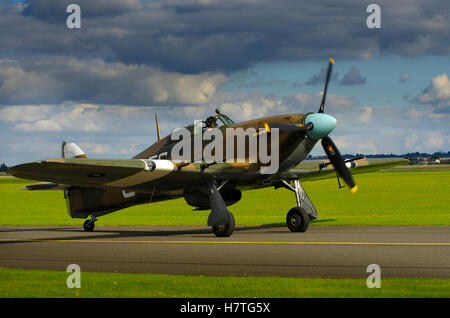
<box><xmin>0</xmin><ymin>0</ymin><xmax>449</xmax><ymax>165</ymax></box>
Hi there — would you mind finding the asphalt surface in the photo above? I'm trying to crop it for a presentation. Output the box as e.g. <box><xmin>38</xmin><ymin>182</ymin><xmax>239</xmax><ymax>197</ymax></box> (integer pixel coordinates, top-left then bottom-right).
<box><xmin>0</xmin><ymin>225</ymin><xmax>449</xmax><ymax>278</ymax></box>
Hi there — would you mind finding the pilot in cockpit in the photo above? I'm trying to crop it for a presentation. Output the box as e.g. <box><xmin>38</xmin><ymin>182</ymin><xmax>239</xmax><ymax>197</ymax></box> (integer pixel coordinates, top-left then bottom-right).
<box><xmin>204</xmin><ymin>116</ymin><xmax>218</xmax><ymax>130</ymax></box>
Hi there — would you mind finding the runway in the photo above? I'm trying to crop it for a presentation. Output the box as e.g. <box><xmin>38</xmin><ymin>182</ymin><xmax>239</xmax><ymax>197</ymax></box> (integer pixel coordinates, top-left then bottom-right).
<box><xmin>0</xmin><ymin>225</ymin><xmax>449</xmax><ymax>278</ymax></box>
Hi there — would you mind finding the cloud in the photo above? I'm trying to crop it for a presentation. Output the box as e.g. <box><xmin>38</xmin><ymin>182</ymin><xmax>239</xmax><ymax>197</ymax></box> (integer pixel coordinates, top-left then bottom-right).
<box><xmin>405</xmin><ymin>132</ymin><xmax>418</xmax><ymax>150</ymax></box>
<box><xmin>0</xmin><ymin>105</ymin><xmax>54</xmax><ymax>122</ymax></box>
<box><xmin>426</xmin><ymin>134</ymin><xmax>444</xmax><ymax>149</ymax></box>
<box><xmin>305</xmin><ymin>67</ymin><xmax>339</xmax><ymax>86</ymax></box>
<box><xmin>1</xmin><ymin>89</ymin><xmax>449</xmax><ymax>165</ymax></box>
<box><xmin>416</xmin><ymin>73</ymin><xmax>450</xmax><ymax>112</ymax></box>
<box><xmin>404</xmin><ymin>131</ymin><xmax>447</xmax><ymax>152</ymax></box>
<box><xmin>305</xmin><ymin>66</ymin><xmax>366</xmax><ymax>87</ymax></box>
<box><xmin>22</xmin><ymin>0</ymin><xmax>142</xmax><ymax>21</ymax></box>
<box><xmin>15</xmin><ymin>119</ymin><xmax>62</xmax><ymax>132</ymax></box>
<box><xmin>78</xmin><ymin>142</ymin><xmax>111</xmax><ymax>155</ymax></box>
<box><xmin>0</xmin><ymin>57</ymin><xmax>228</xmax><ymax>106</ymax></box>
<box><xmin>7</xmin><ymin>104</ymin><xmax>103</xmax><ymax>132</ymax></box>
<box><xmin>358</xmin><ymin>106</ymin><xmax>373</xmax><ymax>123</ymax></box>
<box><xmin>1</xmin><ymin>1</ymin><xmax>450</xmax><ymax>74</ymax></box>
<box><xmin>339</xmin><ymin>66</ymin><xmax>366</xmax><ymax>86</ymax></box>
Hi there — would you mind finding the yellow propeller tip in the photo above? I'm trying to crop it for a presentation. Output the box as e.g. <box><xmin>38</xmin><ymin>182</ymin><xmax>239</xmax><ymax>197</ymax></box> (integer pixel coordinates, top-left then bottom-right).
<box><xmin>329</xmin><ymin>58</ymin><xmax>335</xmax><ymax>64</ymax></box>
<box><xmin>264</xmin><ymin>122</ymin><xmax>271</xmax><ymax>133</ymax></box>
<box><xmin>350</xmin><ymin>185</ymin><xmax>358</xmax><ymax>193</ymax></box>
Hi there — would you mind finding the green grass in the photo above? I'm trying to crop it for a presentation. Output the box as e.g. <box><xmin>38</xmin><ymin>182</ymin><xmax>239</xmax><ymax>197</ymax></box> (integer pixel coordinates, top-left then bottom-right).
<box><xmin>1</xmin><ymin>170</ymin><xmax>448</xmax><ymax>299</ymax></box>
<box><xmin>0</xmin><ymin>267</ymin><xmax>448</xmax><ymax>298</ymax></box>
<box><xmin>1</xmin><ymin>170</ymin><xmax>449</xmax><ymax>227</ymax></box>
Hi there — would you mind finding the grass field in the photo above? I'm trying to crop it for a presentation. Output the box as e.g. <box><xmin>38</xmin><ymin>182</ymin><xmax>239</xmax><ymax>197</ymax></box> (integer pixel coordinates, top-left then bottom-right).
<box><xmin>1</xmin><ymin>169</ymin><xmax>449</xmax><ymax>227</ymax></box>
<box><xmin>0</xmin><ymin>267</ymin><xmax>448</xmax><ymax>298</ymax></box>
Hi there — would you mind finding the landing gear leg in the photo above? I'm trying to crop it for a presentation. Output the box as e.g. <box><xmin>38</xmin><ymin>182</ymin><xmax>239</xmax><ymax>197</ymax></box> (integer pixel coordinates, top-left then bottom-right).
<box><xmin>281</xmin><ymin>179</ymin><xmax>318</xmax><ymax>233</ymax></box>
<box><xmin>83</xmin><ymin>214</ymin><xmax>97</xmax><ymax>232</ymax></box>
<box><xmin>207</xmin><ymin>179</ymin><xmax>235</xmax><ymax>237</ymax></box>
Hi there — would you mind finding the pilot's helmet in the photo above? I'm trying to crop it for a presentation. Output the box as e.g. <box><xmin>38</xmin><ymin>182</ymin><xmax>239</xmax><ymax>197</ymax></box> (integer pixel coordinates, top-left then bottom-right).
<box><xmin>205</xmin><ymin>116</ymin><xmax>217</xmax><ymax>127</ymax></box>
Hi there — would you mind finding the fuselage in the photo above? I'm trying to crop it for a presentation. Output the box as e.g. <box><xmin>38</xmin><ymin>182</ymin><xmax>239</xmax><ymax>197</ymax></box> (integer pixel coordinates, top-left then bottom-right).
<box><xmin>123</xmin><ymin>111</ymin><xmax>339</xmax><ymax>202</ymax></box>
<box><xmin>133</xmin><ymin>113</ymin><xmax>320</xmax><ymax>174</ymax></box>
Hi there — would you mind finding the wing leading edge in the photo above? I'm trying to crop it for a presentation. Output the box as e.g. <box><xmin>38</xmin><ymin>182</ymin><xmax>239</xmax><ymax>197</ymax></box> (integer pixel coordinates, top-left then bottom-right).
<box><xmin>277</xmin><ymin>158</ymin><xmax>409</xmax><ymax>181</ymax></box>
<box><xmin>9</xmin><ymin>158</ymin><xmax>175</xmax><ymax>189</ymax></box>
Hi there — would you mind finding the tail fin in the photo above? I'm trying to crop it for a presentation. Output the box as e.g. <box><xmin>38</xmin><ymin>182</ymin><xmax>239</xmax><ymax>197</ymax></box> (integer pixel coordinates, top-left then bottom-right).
<box><xmin>61</xmin><ymin>141</ymin><xmax>87</xmax><ymax>159</ymax></box>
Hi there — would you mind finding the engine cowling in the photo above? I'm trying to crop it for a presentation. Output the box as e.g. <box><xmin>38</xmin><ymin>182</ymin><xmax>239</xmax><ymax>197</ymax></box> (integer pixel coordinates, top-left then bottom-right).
<box><xmin>184</xmin><ymin>187</ymin><xmax>242</xmax><ymax>210</ymax></box>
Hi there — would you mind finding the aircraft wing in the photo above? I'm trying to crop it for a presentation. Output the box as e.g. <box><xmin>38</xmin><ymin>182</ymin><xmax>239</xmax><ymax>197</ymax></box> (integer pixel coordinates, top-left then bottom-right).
<box><xmin>277</xmin><ymin>158</ymin><xmax>409</xmax><ymax>181</ymax></box>
<box><xmin>10</xmin><ymin>157</ymin><xmax>408</xmax><ymax>191</ymax></box>
<box><xmin>9</xmin><ymin>158</ymin><xmax>175</xmax><ymax>189</ymax></box>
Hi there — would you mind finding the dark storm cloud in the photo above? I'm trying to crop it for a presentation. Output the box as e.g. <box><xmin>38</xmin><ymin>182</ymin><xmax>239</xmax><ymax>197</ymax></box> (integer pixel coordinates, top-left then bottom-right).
<box><xmin>339</xmin><ymin>66</ymin><xmax>366</xmax><ymax>86</ymax></box>
<box><xmin>1</xmin><ymin>0</ymin><xmax>450</xmax><ymax>106</ymax></box>
<box><xmin>22</xmin><ymin>0</ymin><xmax>142</xmax><ymax>22</ymax></box>
<box><xmin>1</xmin><ymin>0</ymin><xmax>449</xmax><ymax>74</ymax></box>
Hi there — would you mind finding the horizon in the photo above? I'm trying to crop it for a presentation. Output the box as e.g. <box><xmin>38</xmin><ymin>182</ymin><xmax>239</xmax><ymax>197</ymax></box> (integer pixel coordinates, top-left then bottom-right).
<box><xmin>2</xmin><ymin>149</ymin><xmax>450</xmax><ymax>168</ymax></box>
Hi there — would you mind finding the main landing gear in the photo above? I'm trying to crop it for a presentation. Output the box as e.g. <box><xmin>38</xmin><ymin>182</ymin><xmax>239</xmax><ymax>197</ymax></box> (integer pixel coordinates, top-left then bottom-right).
<box><xmin>212</xmin><ymin>212</ymin><xmax>235</xmax><ymax>237</ymax></box>
<box><xmin>207</xmin><ymin>179</ymin><xmax>235</xmax><ymax>237</ymax></box>
<box><xmin>286</xmin><ymin>207</ymin><xmax>309</xmax><ymax>232</ymax></box>
<box><xmin>281</xmin><ymin>179</ymin><xmax>318</xmax><ymax>233</ymax></box>
<box><xmin>83</xmin><ymin>214</ymin><xmax>97</xmax><ymax>232</ymax></box>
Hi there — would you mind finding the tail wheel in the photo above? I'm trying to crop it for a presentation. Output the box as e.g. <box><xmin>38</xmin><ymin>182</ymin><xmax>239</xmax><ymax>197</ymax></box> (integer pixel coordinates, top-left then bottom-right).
<box><xmin>286</xmin><ymin>207</ymin><xmax>310</xmax><ymax>232</ymax></box>
<box><xmin>212</xmin><ymin>212</ymin><xmax>235</xmax><ymax>237</ymax></box>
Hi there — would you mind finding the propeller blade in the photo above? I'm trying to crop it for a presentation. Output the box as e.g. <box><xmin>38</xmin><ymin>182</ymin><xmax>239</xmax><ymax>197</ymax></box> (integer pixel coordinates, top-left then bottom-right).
<box><xmin>318</xmin><ymin>58</ymin><xmax>334</xmax><ymax>114</ymax></box>
<box><xmin>321</xmin><ymin>136</ymin><xmax>358</xmax><ymax>193</ymax></box>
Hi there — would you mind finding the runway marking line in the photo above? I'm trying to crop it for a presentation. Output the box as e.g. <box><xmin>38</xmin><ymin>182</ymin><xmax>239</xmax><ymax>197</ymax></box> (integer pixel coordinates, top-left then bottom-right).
<box><xmin>0</xmin><ymin>238</ymin><xmax>449</xmax><ymax>246</ymax></box>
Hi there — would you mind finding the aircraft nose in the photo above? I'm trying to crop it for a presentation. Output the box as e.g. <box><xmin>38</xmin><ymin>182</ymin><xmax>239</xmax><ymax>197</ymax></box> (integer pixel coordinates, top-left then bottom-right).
<box><xmin>304</xmin><ymin>113</ymin><xmax>337</xmax><ymax>141</ymax></box>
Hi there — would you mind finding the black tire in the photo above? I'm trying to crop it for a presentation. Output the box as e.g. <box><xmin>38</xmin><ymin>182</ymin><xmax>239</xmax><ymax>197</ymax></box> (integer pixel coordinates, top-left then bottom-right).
<box><xmin>212</xmin><ymin>212</ymin><xmax>235</xmax><ymax>237</ymax></box>
<box><xmin>286</xmin><ymin>207</ymin><xmax>310</xmax><ymax>232</ymax></box>
<box><xmin>83</xmin><ymin>219</ymin><xmax>95</xmax><ymax>232</ymax></box>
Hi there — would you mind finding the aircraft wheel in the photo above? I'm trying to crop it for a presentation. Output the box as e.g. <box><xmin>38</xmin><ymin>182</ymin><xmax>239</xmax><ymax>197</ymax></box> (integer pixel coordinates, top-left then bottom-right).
<box><xmin>286</xmin><ymin>207</ymin><xmax>309</xmax><ymax>232</ymax></box>
<box><xmin>212</xmin><ymin>212</ymin><xmax>235</xmax><ymax>237</ymax></box>
<box><xmin>83</xmin><ymin>219</ymin><xmax>95</xmax><ymax>232</ymax></box>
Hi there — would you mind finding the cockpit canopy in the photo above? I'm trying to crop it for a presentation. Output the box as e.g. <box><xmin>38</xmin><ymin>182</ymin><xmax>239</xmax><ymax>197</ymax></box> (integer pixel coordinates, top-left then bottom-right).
<box><xmin>215</xmin><ymin>108</ymin><xmax>235</xmax><ymax>126</ymax></box>
<box><xmin>173</xmin><ymin>109</ymin><xmax>235</xmax><ymax>136</ymax></box>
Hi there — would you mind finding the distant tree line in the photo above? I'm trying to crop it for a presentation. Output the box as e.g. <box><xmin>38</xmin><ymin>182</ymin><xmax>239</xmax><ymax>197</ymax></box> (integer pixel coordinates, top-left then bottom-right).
<box><xmin>308</xmin><ymin>151</ymin><xmax>450</xmax><ymax>160</ymax></box>
<box><xmin>0</xmin><ymin>162</ymin><xmax>8</xmax><ymax>173</ymax></box>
